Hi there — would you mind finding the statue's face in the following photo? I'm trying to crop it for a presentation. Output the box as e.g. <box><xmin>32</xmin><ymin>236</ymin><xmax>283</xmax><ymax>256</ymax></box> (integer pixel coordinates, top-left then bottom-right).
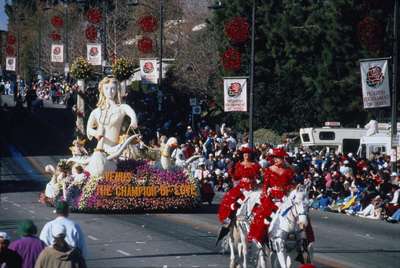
<box><xmin>103</xmin><ymin>82</ymin><xmax>117</xmax><ymax>100</ymax></box>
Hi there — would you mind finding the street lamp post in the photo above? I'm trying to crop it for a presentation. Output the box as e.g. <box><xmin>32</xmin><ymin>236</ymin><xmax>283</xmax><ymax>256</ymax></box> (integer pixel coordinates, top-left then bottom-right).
<box><xmin>209</xmin><ymin>0</ymin><xmax>256</xmax><ymax>148</ymax></box>
<box><xmin>130</xmin><ymin>0</ymin><xmax>165</xmax><ymax>112</ymax></box>
<box><xmin>392</xmin><ymin>0</ymin><xmax>399</xmax><ymax>173</ymax></box>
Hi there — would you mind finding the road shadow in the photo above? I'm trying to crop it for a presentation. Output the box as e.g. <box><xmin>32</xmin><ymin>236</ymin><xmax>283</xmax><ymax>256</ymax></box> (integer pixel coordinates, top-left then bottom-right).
<box><xmin>315</xmin><ymin>249</ymin><xmax>400</xmax><ymax>254</ymax></box>
<box><xmin>0</xmin><ymin>180</ymin><xmax>45</xmax><ymax>193</ymax></box>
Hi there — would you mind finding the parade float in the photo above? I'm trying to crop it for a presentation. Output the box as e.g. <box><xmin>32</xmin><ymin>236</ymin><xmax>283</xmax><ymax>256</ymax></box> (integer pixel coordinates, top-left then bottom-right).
<box><xmin>40</xmin><ymin>62</ymin><xmax>201</xmax><ymax>212</ymax></box>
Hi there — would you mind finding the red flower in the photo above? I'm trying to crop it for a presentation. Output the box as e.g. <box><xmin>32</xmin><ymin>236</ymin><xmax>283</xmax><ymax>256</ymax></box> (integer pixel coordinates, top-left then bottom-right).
<box><xmin>222</xmin><ymin>48</ymin><xmax>241</xmax><ymax>71</ymax></box>
<box><xmin>49</xmin><ymin>31</ymin><xmax>62</xmax><ymax>41</ymax></box>
<box><xmin>357</xmin><ymin>16</ymin><xmax>384</xmax><ymax>52</ymax></box>
<box><xmin>87</xmin><ymin>8</ymin><xmax>102</xmax><ymax>24</ymax></box>
<box><xmin>51</xmin><ymin>16</ymin><xmax>64</xmax><ymax>28</ymax></box>
<box><xmin>224</xmin><ymin>17</ymin><xmax>249</xmax><ymax>44</ymax></box>
<box><xmin>5</xmin><ymin>46</ymin><xmax>15</xmax><ymax>56</ymax></box>
<box><xmin>138</xmin><ymin>37</ymin><xmax>153</xmax><ymax>53</ymax></box>
<box><xmin>85</xmin><ymin>25</ymin><xmax>97</xmax><ymax>41</ymax></box>
<box><xmin>138</xmin><ymin>15</ymin><xmax>158</xmax><ymax>32</ymax></box>
<box><xmin>6</xmin><ymin>34</ymin><xmax>16</xmax><ymax>45</ymax></box>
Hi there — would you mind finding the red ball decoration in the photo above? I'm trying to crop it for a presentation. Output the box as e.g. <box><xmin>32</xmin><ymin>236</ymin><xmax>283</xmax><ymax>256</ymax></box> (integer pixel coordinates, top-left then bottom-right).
<box><xmin>5</xmin><ymin>46</ymin><xmax>15</xmax><ymax>56</ymax></box>
<box><xmin>85</xmin><ymin>25</ymin><xmax>97</xmax><ymax>41</ymax></box>
<box><xmin>51</xmin><ymin>16</ymin><xmax>64</xmax><ymax>28</ymax></box>
<box><xmin>222</xmin><ymin>48</ymin><xmax>241</xmax><ymax>71</ymax></box>
<box><xmin>49</xmin><ymin>31</ymin><xmax>62</xmax><ymax>41</ymax></box>
<box><xmin>357</xmin><ymin>16</ymin><xmax>384</xmax><ymax>52</ymax></box>
<box><xmin>7</xmin><ymin>34</ymin><xmax>16</xmax><ymax>45</ymax></box>
<box><xmin>224</xmin><ymin>17</ymin><xmax>249</xmax><ymax>44</ymax></box>
<box><xmin>138</xmin><ymin>37</ymin><xmax>153</xmax><ymax>53</ymax></box>
<box><xmin>86</xmin><ymin>8</ymin><xmax>102</xmax><ymax>24</ymax></box>
<box><xmin>138</xmin><ymin>15</ymin><xmax>158</xmax><ymax>32</ymax></box>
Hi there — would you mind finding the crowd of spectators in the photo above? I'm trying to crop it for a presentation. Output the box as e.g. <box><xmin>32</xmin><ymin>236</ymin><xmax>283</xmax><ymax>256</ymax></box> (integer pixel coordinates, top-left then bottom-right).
<box><xmin>167</xmin><ymin>122</ymin><xmax>400</xmax><ymax>223</ymax></box>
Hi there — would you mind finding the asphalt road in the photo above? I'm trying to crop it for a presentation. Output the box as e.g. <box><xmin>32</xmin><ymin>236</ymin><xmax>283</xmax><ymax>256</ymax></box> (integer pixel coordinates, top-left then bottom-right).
<box><xmin>1</xmin><ymin>155</ymin><xmax>399</xmax><ymax>268</ymax></box>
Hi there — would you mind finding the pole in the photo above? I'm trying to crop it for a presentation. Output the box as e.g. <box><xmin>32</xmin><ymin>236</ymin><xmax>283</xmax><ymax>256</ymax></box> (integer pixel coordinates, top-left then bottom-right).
<box><xmin>38</xmin><ymin>15</ymin><xmax>41</xmax><ymax>76</ymax></box>
<box><xmin>65</xmin><ymin>2</ymin><xmax>69</xmax><ymax>75</ymax></box>
<box><xmin>158</xmin><ymin>0</ymin><xmax>164</xmax><ymax>112</ymax></box>
<box><xmin>102</xmin><ymin>0</ymin><xmax>108</xmax><ymax>70</ymax></box>
<box><xmin>392</xmin><ymin>0</ymin><xmax>399</xmax><ymax>173</ymax></box>
<box><xmin>248</xmin><ymin>0</ymin><xmax>255</xmax><ymax>148</ymax></box>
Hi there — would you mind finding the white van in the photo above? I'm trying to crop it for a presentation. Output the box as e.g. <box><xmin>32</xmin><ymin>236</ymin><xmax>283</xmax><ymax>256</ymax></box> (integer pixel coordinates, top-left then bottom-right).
<box><xmin>299</xmin><ymin>125</ymin><xmax>366</xmax><ymax>154</ymax></box>
<box><xmin>358</xmin><ymin>131</ymin><xmax>400</xmax><ymax>160</ymax></box>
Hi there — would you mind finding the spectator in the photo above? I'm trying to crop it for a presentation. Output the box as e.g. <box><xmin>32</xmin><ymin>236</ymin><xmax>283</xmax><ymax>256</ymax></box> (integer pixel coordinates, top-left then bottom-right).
<box><xmin>0</xmin><ymin>231</ymin><xmax>22</xmax><ymax>268</ymax></box>
<box><xmin>39</xmin><ymin>201</ymin><xmax>87</xmax><ymax>258</ymax></box>
<box><xmin>34</xmin><ymin>224</ymin><xmax>86</xmax><ymax>268</ymax></box>
<box><xmin>9</xmin><ymin>220</ymin><xmax>46</xmax><ymax>268</ymax></box>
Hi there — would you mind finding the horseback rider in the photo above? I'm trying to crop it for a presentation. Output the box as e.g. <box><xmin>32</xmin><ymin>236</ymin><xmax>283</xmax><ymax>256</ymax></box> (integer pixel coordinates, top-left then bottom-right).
<box><xmin>217</xmin><ymin>147</ymin><xmax>261</xmax><ymax>225</ymax></box>
<box><xmin>248</xmin><ymin>147</ymin><xmax>295</xmax><ymax>244</ymax></box>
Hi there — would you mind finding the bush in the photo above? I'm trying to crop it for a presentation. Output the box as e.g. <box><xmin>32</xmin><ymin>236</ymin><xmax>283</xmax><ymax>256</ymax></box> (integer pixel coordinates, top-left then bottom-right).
<box><xmin>70</xmin><ymin>57</ymin><xmax>92</xmax><ymax>80</ymax></box>
<box><xmin>112</xmin><ymin>58</ymin><xmax>134</xmax><ymax>81</ymax></box>
<box><xmin>254</xmin><ymin>128</ymin><xmax>282</xmax><ymax>145</ymax></box>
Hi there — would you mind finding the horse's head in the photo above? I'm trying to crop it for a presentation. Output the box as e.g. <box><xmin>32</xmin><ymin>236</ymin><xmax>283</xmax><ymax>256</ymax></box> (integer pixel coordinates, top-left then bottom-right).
<box><xmin>289</xmin><ymin>184</ymin><xmax>309</xmax><ymax>230</ymax></box>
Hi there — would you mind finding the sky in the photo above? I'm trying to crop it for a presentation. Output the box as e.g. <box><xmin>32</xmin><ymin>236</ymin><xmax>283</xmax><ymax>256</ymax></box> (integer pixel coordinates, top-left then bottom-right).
<box><xmin>0</xmin><ymin>0</ymin><xmax>7</xmax><ymax>31</ymax></box>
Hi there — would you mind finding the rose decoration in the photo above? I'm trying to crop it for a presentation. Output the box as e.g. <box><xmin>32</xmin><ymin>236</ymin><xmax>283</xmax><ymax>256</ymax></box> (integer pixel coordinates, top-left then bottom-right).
<box><xmin>138</xmin><ymin>37</ymin><xmax>153</xmax><ymax>53</ymax></box>
<box><xmin>51</xmin><ymin>15</ymin><xmax>64</xmax><ymax>28</ymax></box>
<box><xmin>138</xmin><ymin>15</ymin><xmax>158</xmax><ymax>32</ymax></box>
<box><xmin>85</xmin><ymin>25</ymin><xmax>97</xmax><ymax>41</ymax></box>
<box><xmin>112</xmin><ymin>58</ymin><xmax>135</xmax><ymax>81</ymax></box>
<box><xmin>224</xmin><ymin>16</ymin><xmax>249</xmax><ymax>43</ymax></box>
<box><xmin>86</xmin><ymin>8</ymin><xmax>102</xmax><ymax>24</ymax></box>
<box><xmin>7</xmin><ymin>34</ymin><xmax>16</xmax><ymax>45</ymax></box>
<box><xmin>6</xmin><ymin>46</ymin><xmax>15</xmax><ymax>56</ymax></box>
<box><xmin>357</xmin><ymin>16</ymin><xmax>384</xmax><ymax>52</ymax></box>
<box><xmin>222</xmin><ymin>47</ymin><xmax>241</xmax><ymax>71</ymax></box>
<box><xmin>49</xmin><ymin>31</ymin><xmax>62</xmax><ymax>41</ymax></box>
<box><xmin>70</xmin><ymin>57</ymin><xmax>92</xmax><ymax>80</ymax></box>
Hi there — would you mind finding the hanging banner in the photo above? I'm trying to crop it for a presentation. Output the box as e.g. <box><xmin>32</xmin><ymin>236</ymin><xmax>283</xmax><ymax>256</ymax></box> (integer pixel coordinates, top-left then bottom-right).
<box><xmin>224</xmin><ymin>77</ymin><xmax>247</xmax><ymax>112</ymax></box>
<box><xmin>51</xmin><ymin>44</ymin><xmax>64</xmax><ymax>63</ymax></box>
<box><xmin>140</xmin><ymin>58</ymin><xmax>158</xmax><ymax>84</ymax></box>
<box><xmin>360</xmin><ymin>58</ymin><xmax>390</xmax><ymax>108</ymax></box>
<box><xmin>87</xmin><ymin>43</ymin><xmax>102</xmax><ymax>66</ymax></box>
<box><xmin>5</xmin><ymin>57</ymin><xmax>16</xmax><ymax>71</ymax></box>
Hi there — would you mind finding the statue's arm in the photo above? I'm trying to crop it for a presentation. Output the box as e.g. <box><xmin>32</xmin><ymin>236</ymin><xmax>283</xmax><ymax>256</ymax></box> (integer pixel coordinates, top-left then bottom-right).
<box><xmin>86</xmin><ymin>110</ymin><xmax>100</xmax><ymax>140</ymax></box>
<box><xmin>121</xmin><ymin>104</ymin><xmax>138</xmax><ymax>129</ymax></box>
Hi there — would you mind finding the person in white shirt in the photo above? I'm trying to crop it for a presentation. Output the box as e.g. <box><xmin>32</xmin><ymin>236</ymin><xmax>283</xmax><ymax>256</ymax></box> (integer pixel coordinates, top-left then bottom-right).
<box><xmin>39</xmin><ymin>201</ymin><xmax>87</xmax><ymax>258</ymax></box>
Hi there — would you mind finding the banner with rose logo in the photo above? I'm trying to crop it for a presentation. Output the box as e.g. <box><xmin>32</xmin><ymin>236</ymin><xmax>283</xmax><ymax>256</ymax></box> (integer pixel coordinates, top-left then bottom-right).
<box><xmin>5</xmin><ymin>57</ymin><xmax>16</xmax><ymax>71</ymax></box>
<box><xmin>224</xmin><ymin>77</ymin><xmax>247</xmax><ymax>112</ymax></box>
<box><xmin>360</xmin><ymin>58</ymin><xmax>390</xmax><ymax>108</ymax></box>
<box><xmin>87</xmin><ymin>43</ymin><xmax>102</xmax><ymax>66</ymax></box>
<box><xmin>51</xmin><ymin>44</ymin><xmax>64</xmax><ymax>63</ymax></box>
<box><xmin>140</xmin><ymin>58</ymin><xmax>158</xmax><ymax>84</ymax></box>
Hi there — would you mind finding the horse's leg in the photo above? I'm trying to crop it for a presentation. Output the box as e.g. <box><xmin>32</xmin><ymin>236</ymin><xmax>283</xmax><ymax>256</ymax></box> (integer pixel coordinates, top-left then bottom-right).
<box><xmin>256</xmin><ymin>246</ymin><xmax>268</xmax><ymax>268</ymax></box>
<box><xmin>274</xmin><ymin>238</ymin><xmax>289</xmax><ymax>268</ymax></box>
<box><xmin>307</xmin><ymin>242</ymin><xmax>314</xmax><ymax>263</ymax></box>
<box><xmin>229</xmin><ymin>228</ymin><xmax>236</xmax><ymax>268</ymax></box>
<box><xmin>238</xmin><ymin>223</ymin><xmax>248</xmax><ymax>268</ymax></box>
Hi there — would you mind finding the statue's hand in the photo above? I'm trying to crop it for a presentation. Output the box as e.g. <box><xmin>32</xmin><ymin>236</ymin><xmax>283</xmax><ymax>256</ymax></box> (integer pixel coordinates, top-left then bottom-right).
<box><xmin>95</xmin><ymin>127</ymin><xmax>105</xmax><ymax>140</ymax></box>
<box><xmin>129</xmin><ymin>122</ymin><xmax>138</xmax><ymax>129</ymax></box>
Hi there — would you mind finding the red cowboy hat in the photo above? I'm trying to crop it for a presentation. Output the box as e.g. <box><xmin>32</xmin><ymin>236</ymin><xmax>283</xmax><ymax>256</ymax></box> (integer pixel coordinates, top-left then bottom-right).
<box><xmin>240</xmin><ymin>147</ymin><xmax>253</xmax><ymax>154</ymax></box>
<box><xmin>271</xmin><ymin>147</ymin><xmax>288</xmax><ymax>158</ymax></box>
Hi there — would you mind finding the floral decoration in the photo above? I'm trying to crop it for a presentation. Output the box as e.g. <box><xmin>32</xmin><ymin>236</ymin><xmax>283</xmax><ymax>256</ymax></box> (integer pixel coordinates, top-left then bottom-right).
<box><xmin>112</xmin><ymin>57</ymin><xmax>135</xmax><ymax>81</ymax></box>
<box><xmin>357</xmin><ymin>16</ymin><xmax>384</xmax><ymax>52</ymax></box>
<box><xmin>138</xmin><ymin>37</ymin><xmax>153</xmax><ymax>53</ymax></box>
<box><xmin>224</xmin><ymin>16</ymin><xmax>249</xmax><ymax>43</ymax></box>
<box><xmin>222</xmin><ymin>47</ymin><xmax>241</xmax><ymax>71</ymax></box>
<box><xmin>85</xmin><ymin>25</ymin><xmax>97</xmax><ymax>41</ymax></box>
<box><xmin>49</xmin><ymin>31</ymin><xmax>62</xmax><ymax>41</ymax></box>
<box><xmin>86</xmin><ymin>8</ymin><xmax>102</xmax><ymax>24</ymax></box>
<box><xmin>51</xmin><ymin>15</ymin><xmax>64</xmax><ymax>28</ymax></box>
<box><xmin>6</xmin><ymin>34</ymin><xmax>16</xmax><ymax>45</ymax></box>
<box><xmin>6</xmin><ymin>46</ymin><xmax>15</xmax><ymax>56</ymax></box>
<box><xmin>70</xmin><ymin>57</ymin><xmax>92</xmax><ymax>80</ymax></box>
<box><xmin>138</xmin><ymin>15</ymin><xmax>158</xmax><ymax>32</ymax></box>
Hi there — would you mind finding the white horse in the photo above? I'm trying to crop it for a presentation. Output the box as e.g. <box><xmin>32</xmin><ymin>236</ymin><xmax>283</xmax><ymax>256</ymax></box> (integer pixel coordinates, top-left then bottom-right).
<box><xmin>218</xmin><ymin>190</ymin><xmax>262</xmax><ymax>268</ymax></box>
<box><xmin>260</xmin><ymin>183</ymin><xmax>313</xmax><ymax>268</ymax></box>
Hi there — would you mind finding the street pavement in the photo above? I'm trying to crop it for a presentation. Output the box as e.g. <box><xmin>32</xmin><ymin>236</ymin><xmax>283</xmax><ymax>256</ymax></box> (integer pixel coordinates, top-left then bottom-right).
<box><xmin>0</xmin><ymin>155</ymin><xmax>399</xmax><ymax>267</ymax></box>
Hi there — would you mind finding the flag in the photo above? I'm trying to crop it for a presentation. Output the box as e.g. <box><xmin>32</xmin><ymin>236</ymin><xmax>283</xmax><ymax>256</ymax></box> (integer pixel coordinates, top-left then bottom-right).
<box><xmin>360</xmin><ymin>58</ymin><xmax>390</xmax><ymax>108</ymax></box>
<box><xmin>5</xmin><ymin>57</ymin><xmax>16</xmax><ymax>71</ymax></box>
<box><xmin>51</xmin><ymin>44</ymin><xmax>64</xmax><ymax>63</ymax></box>
<box><xmin>224</xmin><ymin>77</ymin><xmax>247</xmax><ymax>112</ymax></box>
<box><xmin>87</xmin><ymin>43</ymin><xmax>102</xmax><ymax>66</ymax></box>
<box><xmin>140</xmin><ymin>58</ymin><xmax>158</xmax><ymax>84</ymax></box>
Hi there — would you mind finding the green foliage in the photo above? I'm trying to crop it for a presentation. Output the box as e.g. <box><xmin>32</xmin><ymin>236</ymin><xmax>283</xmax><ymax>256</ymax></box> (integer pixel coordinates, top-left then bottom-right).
<box><xmin>71</xmin><ymin>57</ymin><xmax>92</xmax><ymax>80</ymax></box>
<box><xmin>253</xmin><ymin>128</ymin><xmax>282</xmax><ymax>145</ymax></box>
<box><xmin>209</xmin><ymin>0</ymin><xmax>391</xmax><ymax>133</ymax></box>
<box><xmin>112</xmin><ymin>58</ymin><xmax>134</xmax><ymax>81</ymax></box>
